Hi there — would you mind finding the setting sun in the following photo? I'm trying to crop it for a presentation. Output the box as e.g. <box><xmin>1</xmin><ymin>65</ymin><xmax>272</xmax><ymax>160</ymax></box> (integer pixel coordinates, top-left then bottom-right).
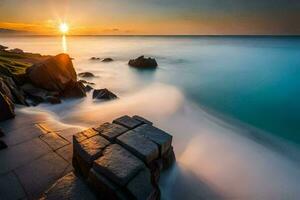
<box><xmin>59</xmin><ymin>23</ymin><xmax>69</xmax><ymax>34</ymax></box>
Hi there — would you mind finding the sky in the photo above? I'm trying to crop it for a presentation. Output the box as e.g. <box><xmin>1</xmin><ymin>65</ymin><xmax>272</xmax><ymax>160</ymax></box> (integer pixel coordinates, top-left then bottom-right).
<box><xmin>0</xmin><ymin>0</ymin><xmax>299</xmax><ymax>35</ymax></box>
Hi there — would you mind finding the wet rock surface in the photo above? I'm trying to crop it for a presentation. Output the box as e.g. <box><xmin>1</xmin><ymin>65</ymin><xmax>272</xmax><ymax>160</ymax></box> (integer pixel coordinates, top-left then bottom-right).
<box><xmin>113</xmin><ymin>115</ymin><xmax>142</xmax><ymax>129</ymax></box>
<box><xmin>42</xmin><ymin>172</ymin><xmax>97</xmax><ymax>200</ymax></box>
<box><xmin>128</xmin><ymin>56</ymin><xmax>158</xmax><ymax>69</ymax></box>
<box><xmin>0</xmin><ymin>91</ymin><xmax>15</xmax><ymax>121</ymax></box>
<box><xmin>84</xmin><ymin>85</ymin><xmax>93</xmax><ymax>92</ymax></box>
<box><xmin>0</xmin><ymin>128</ymin><xmax>4</xmax><ymax>137</ymax></box>
<box><xmin>102</xmin><ymin>58</ymin><xmax>114</xmax><ymax>62</ymax></box>
<box><xmin>95</xmin><ymin>122</ymin><xmax>128</xmax><ymax>142</ymax></box>
<box><xmin>61</xmin><ymin>81</ymin><xmax>86</xmax><ymax>98</ymax></box>
<box><xmin>0</xmin><ymin>140</ymin><xmax>8</xmax><ymax>150</ymax></box>
<box><xmin>90</xmin><ymin>57</ymin><xmax>101</xmax><ymax>60</ymax></box>
<box><xmin>78</xmin><ymin>72</ymin><xmax>95</xmax><ymax>78</ymax></box>
<box><xmin>21</xmin><ymin>83</ymin><xmax>60</xmax><ymax>104</ymax></box>
<box><xmin>117</xmin><ymin>130</ymin><xmax>159</xmax><ymax>164</ymax></box>
<box><xmin>93</xmin><ymin>88</ymin><xmax>118</xmax><ymax>101</ymax></box>
<box><xmin>70</xmin><ymin>115</ymin><xmax>175</xmax><ymax>200</ymax></box>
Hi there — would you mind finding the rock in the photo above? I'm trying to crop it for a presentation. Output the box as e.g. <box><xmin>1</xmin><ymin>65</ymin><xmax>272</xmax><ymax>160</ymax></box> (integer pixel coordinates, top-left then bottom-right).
<box><xmin>116</xmin><ymin>130</ymin><xmax>159</xmax><ymax>164</ymax></box>
<box><xmin>26</xmin><ymin>53</ymin><xmax>77</xmax><ymax>92</ymax></box>
<box><xmin>45</xmin><ymin>96</ymin><xmax>61</xmax><ymax>104</ymax></box>
<box><xmin>78</xmin><ymin>80</ymin><xmax>95</xmax><ymax>85</ymax></box>
<box><xmin>73</xmin><ymin>134</ymin><xmax>110</xmax><ymax>177</ymax></box>
<box><xmin>78</xmin><ymin>72</ymin><xmax>95</xmax><ymax>78</ymax></box>
<box><xmin>88</xmin><ymin>169</ymin><xmax>128</xmax><ymax>200</ymax></box>
<box><xmin>90</xmin><ymin>57</ymin><xmax>100</xmax><ymax>60</ymax></box>
<box><xmin>43</xmin><ymin>172</ymin><xmax>97</xmax><ymax>200</ymax></box>
<box><xmin>113</xmin><ymin>115</ymin><xmax>142</xmax><ymax>129</ymax></box>
<box><xmin>9</xmin><ymin>48</ymin><xmax>24</xmax><ymax>54</ymax></box>
<box><xmin>74</xmin><ymin>135</ymin><xmax>110</xmax><ymax>164</ymax></box>
<box><xmin>92</xmin><ymin>88</ymin><xmax>117</xmax><ymax>101</ymax></box>
<box><xmin>0</xmin><ymin>128</ymin><xmax>4</xmax><ymax>137</ymax></box>
<box><xmin>84</xmin><ymin>85</ymin><xmax>93</xmax><ymax>92</ymax></box>
<box><xmin>77</xmin><ymin>128</ymin><xmax>99</xmax><ymax>139</ymax></box>
<box><xmin>126</xmin><ymin>169</ymin><xmax>155</xmax><ymax>200</ymax></box>
<box><xmin>0</xmin><ymin>92</ymin><xmax>15</xmax><ymax>121</ymax></box>
<box><xmin>0</xmin><ymin>77</ymin><xmax>13</xmax><ymax>101</ymax></box>
<box><xmin>128</xmin><ymin>56</ymin><xmax>158</xmax><ymax>68</ymax></box>
<box><xmin>70</xmin><ymin>116</ymin><xmax>175</xmax><ymax>200</ymax></box>
<box><xmin>102</xmin><ymin>58</ymin><xmax>113</xmax><ymax>62</ymax></box>
<box><xmin>1</xmin><ymin>76</ymin><xmax>27</xmax><ymax>105</ymax></box>
<box><xmin>132</xmin><ymin>115</ymin><xmax>153</xmax><ymax>125</ymax></box>
<box><xmin>162</xmin><ymin>146</ymin><xmax>176</xmax><ymax>170</ymax></box>
<box><xmin>0</xmin><ymin>140</ymin><xmax>8</xmax><ymax>150</ymax></box>
<box><xmin>0</xmin><ymin>45</ymin><xmax>8</xmax><ymax>51</ymax></box>
<box><xmin>132</xmin><ymin>124</ymin><xmax>172</xmax><ymax>156</ymax></box>
<box><xmin>0</xmin><ymin>65</ymin><xmax>14</xmax><ymax>79</ymax></box>
<box><xmin>94</xmin><ymin>122</ymin><xmax>128</xmax><ymax>142</ymax></box>
<box><xmin>21</xmin><ymin>83</ymin><xmax>52</xmax><ymax>102</ymax></box>
<box><xmin>62</xmin><ymin>81</ymin><xmax>86</xmax><ymax>98</ymax></box>
<box><xmin>92</xmin><ymin>144</ymin><xmax>145</xmax><ymax>186</ymax></box>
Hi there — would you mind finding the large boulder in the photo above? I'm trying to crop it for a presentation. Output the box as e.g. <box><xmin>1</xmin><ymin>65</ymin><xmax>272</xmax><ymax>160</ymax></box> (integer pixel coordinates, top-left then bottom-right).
<box><xmin>26</xmin><ymin>53</ymin><xmax>77</xmax><ymax>92</ymax></box>
<box><xmin>93</xmin><ymin>89</ymin><xmax>117</xmax><ymax>101</ymax></box>
<box><xmin>128</xmin><ymin>56</ymin><xmax>158</xmax><ymax>69</ymax></box>
<box><xmin>0</xmin><ymin>92</ymin><xmax>15</xmax><ymax>121</ymax></box>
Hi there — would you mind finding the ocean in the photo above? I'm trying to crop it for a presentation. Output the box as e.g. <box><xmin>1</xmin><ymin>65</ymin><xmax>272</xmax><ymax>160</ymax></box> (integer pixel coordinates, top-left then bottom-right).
<box><xmin>1</xmin><ymin>36</ymin><xmax>300</xmax><ymax>199</ymax></box>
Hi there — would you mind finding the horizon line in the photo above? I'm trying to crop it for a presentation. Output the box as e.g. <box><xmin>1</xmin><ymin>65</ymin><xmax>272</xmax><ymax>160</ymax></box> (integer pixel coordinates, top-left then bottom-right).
<box><xmin>0</xmin><ymin>34</ymin><xmax>299</xmax><ymax>37</ymax></box>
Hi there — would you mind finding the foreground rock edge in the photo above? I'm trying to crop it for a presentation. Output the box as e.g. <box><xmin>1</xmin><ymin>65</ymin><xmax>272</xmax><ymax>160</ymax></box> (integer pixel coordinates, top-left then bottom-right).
<box><xmin>43</xmin><ymin>115</ymin><xmax>175</xmax><ymax>200</ymax></box>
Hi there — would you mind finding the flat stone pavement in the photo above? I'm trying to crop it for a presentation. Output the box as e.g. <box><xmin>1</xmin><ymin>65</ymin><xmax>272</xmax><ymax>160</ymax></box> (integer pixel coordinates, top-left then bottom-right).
<box><xmin>0</xmin><ymin>110</ymin><xmax>84</xmax><ymax>200</ymax></box>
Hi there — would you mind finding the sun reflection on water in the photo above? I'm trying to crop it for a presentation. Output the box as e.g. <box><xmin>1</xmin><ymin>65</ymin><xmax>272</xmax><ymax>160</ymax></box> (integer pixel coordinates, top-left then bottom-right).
<box><xmin>62</xmin><ymin>35</ymin><xmax>68</xmax><ymax>53</ymax></box>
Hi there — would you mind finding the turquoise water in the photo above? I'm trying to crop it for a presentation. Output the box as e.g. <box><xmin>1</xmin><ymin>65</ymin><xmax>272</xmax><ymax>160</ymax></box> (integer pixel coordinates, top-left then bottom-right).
<box><xmin>153</xmin><ymin>37</ymin><xmax>300</xmax><ymax>144</ymax></box>
<box><xmin>2</xmin><ymin>36</ymin><xmax>300</xmax><ymax>198</ymax></box>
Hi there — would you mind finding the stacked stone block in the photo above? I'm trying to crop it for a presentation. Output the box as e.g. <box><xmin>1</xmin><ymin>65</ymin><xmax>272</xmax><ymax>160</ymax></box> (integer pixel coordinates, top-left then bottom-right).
<box><xmin>72</xmin><ymin>115</ymin><xmax>175</xmax><ymax>200</ymax></box>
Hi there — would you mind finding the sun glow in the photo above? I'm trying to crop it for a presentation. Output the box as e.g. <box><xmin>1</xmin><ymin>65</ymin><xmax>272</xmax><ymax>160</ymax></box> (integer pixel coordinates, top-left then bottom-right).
<box><xmin>59</xmin><ymin>23</ymin><xmax>69</xmax><ymax>34</ymax></box>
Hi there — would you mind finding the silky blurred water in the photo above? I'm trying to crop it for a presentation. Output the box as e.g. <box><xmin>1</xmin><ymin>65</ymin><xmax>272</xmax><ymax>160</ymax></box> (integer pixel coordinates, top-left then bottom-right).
<box><xmin>1</xmin><ymin>36</ymin><xmax>300</xmax><ymax>199</ymax></box>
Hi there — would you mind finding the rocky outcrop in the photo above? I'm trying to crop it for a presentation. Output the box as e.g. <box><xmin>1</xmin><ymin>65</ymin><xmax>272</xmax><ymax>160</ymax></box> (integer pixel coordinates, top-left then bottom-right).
<box><xmin>0</xmin><ymin>92</ymin><xmax>15</xmax><ymax>121</ymax></box>
<box><xmin>0</xmin><ymin>76</ymin><xmax>27</xmax><ymax>105</ymax></box>
<box><xmin>72</xmin><ymin>115</ymin><xmax>175</xmax><ymax>200</ymax></box>
<box><xmin>93</xmin><ymin>89</ymin><xmax>117</xmax><ymax>101</ymax></box>
<box><xmin>0</xmin><ymin>45</ymin><xmax>8</xmax><ymax>51</ymax></box>
<box><xmin>2</xmin><ymin>76</ymin><xmax>27</xmax><ymax>105</ymax></box>
<box><xmin>0</xmin><ymin>77</ymin><xmax>13</xmax><ymax>100</ymax></box>
<box><xmin>61</xmin><ymin>81</ymin><xmax>86</xmax><ymax>98</ymax></box>
<box><xmin>85</xmin><ymin>85</ymin><xmax>93</xmax><ymax>92</ymax></box>
<box><xmin>102</xmin><ymin>58</ymin><xmax>113</xmax><ymax>62</ymax></box>
<box><xmin>78</xmin><ymin>72</ymin><xmax>95</xmax><ymax>78</ymax></box>
<box><xmin>128</xmin><ymin>56</ymin><xmax>158</xmax><ymax>69</ymax></box>
<box><xmin>9</xmin><ymin>48</ymin><xmax>24</xmax><ymax>54</ymax></box>
<box><xmin>21</xmin><ymin>83</ymin><xmax>61</xmax><ymax>104</ymax></box>
<box><xmin>26</xmin><ymin>53</ymin><xmax>86</xmax><ymax>99</ymax></box>
<box><xmin>26</xmin><ymin>53</ymin><xmax>77</xmax><ymax>92</ymax></box>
